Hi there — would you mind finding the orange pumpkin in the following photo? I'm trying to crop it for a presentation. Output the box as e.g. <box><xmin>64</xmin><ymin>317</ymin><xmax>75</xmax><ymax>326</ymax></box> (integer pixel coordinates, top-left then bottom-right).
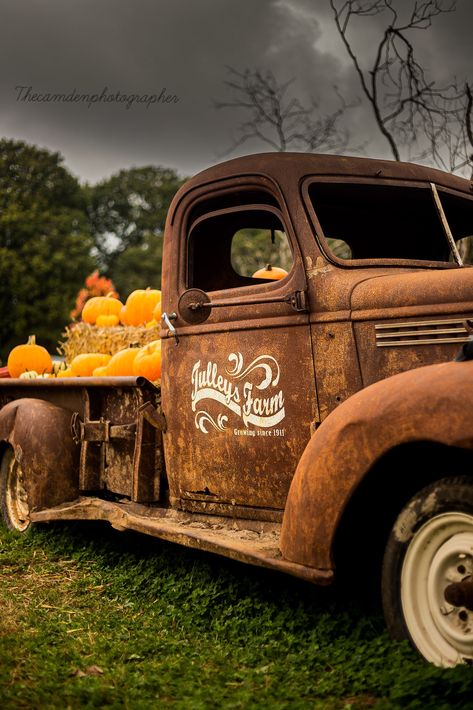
<box><xmin>7</xmin><ymin>335</ymin><xmax>53</xmax><ymax>378</ymax></box>
<box><xmin>152</xmin><ymin>299</ymin><xmax>162</xmax><ymax>322</ymax></box>
<box><xmin>106</xmin><ymin>347</ymin><xmax>140</xmax><ymax>376</ymax></box>
<box><xmin>96</xmin><ymin>314</ymin><xmax>120</xmax><ymax>328</ymax></box>
<box><xmin>92</xmin><ymin>365</ymin><xmax>109</xmax><ymax>377</ymax></box>
<box><xmin>119</xmin><ymin>305</ymin><xmax>130</xmax><ymax>326</ymax></box>
<box><xmin>57</xmin><ymin>368</ymin><xmax>74</xmax><ymax>378</ymax></box>
<box><xmin>70</xmin><ymin>353</ymin><xmax>111</xmax><ymax>377</ymax></box>
<box><xmin>125</xmin><ymin>288</ymin><xmax>161</xmax><ymax>326</ymax></box>
<box><xmin>52</xmin><ymin>360</ymin><xmax>68</xmax><ymax>375</ymax></box>
<box><xmin>252</xmin><ymin>264</ymin><xmax>288</xmax><ymax>280</ymax></box>
<box><xmin>133</xmin><ymin>340</ymin><xmax>162</xmax><ymax>381</ymax></box>
<box><xmin>82</xmin><ymin>293</ymin><xmax>123</xmax><ymax>324</ymax></box>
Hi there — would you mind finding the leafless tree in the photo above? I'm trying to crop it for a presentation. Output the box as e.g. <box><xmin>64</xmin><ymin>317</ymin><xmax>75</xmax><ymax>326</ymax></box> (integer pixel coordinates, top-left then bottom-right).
<box><xmin>418</xmin><ymin>81</ymin><xmax>473</xmax><ymax>175</ymax></box>
<box><xmin>329</xmin><ymin>0</ymin><xmax>460</xmax><ymax>164</ymax></box>
<box><xmin>215</xmin><ymin>67</ymin><xmax>355</xmax><ymax>155</ymax></box>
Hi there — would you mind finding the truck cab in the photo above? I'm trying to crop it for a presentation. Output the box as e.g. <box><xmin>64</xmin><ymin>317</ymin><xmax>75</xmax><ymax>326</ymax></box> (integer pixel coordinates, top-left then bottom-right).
<box><xmin>161</xmin><ymin>153</ymin><xmax>473</xmax><ymax>515</ymax></box>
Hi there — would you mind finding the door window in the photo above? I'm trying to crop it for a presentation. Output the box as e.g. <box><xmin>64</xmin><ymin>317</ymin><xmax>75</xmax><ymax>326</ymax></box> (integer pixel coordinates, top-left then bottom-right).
<box><xmin>187</xmin><ymin>206</ymin><xmax>293</xmax><ymax>292</ymax></box>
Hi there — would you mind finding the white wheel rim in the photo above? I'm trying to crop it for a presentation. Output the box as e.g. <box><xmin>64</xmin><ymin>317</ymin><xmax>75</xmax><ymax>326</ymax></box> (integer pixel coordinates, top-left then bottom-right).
<box><xmin>5</xmin><ymin>453</ymin><xmax>30</xmax><ymax>532</ymax></box>
<box><xmin>401</xmin><ymin>512</ymin><xmax>473</xmax><ymax>667</ymax></box>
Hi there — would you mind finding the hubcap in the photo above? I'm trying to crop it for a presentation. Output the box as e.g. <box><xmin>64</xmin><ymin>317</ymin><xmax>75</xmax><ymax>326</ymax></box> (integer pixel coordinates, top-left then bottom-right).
<box><xmin>5</xmin><ymin>453</ymin><xmax>30</xmax><ymax>532</ymax></box>
<box><xmin>401</xmin><ymin>512</ymin><xmax>473</xmax><ymax>666</ymax></box>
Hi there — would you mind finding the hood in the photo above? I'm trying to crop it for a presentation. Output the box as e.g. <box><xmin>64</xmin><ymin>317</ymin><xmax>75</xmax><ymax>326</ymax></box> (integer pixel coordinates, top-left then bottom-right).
<box><xmin>350</xmin><ymin>267</ymin><xmax>473</xmax><ymax>318</ymax></box>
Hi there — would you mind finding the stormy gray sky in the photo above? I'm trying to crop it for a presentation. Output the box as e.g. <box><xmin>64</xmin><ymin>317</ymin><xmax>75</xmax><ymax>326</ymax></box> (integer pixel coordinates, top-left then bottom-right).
<box><xmin>0</xmin><ymin>0</ymin><xmax>471</xmax><ymax>183</ymax></box>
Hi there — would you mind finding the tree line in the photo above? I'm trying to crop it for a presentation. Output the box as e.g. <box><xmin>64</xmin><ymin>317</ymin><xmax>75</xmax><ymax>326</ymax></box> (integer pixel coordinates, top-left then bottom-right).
<box><xmin>0</xmin><ymin>139</ymin><xmax>184</xmax><ymax>359</ymax></box>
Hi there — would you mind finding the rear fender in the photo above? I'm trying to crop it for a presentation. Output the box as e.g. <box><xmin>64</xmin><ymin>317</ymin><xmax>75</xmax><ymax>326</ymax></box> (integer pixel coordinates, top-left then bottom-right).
<box><xmin>280</xmin><ymin>360</ymin><xmax>473</xmax><ymax>570</ymax></box>
<box><xmin>0</xmin><ymin>398</ymin><xmax>79</xmax><ymax>512</ymax></box>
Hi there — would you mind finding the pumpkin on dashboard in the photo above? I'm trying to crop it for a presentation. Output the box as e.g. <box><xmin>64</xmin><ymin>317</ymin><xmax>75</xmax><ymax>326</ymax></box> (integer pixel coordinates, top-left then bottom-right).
<box><xmin>251</xmin><ymin>264</ymin><xmax>288</xmax><ymax>280</ymax></box>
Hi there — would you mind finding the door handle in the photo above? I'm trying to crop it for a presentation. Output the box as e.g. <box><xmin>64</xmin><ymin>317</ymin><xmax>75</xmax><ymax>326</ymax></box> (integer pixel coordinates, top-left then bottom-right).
<box><xmin>162</xmin><ymin>312</ymin><xmax>179</xmax><ymax>345</ymax></box>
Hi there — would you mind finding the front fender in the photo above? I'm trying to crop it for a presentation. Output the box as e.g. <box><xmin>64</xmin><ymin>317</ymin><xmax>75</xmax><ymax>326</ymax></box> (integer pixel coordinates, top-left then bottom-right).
<box><xmin>0</xmin><ymin>398</ymin><xmax>79</xmax><ymax>512</ymax></box>
<box><xmin>280</xmin><ymin>360</ymin><xmax>473</xmax><ymax>570</ymax></box>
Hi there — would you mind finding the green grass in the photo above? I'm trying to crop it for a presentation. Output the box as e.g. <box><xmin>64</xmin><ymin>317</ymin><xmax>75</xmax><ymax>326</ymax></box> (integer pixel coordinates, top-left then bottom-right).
<box><xmin>1</xmin><ymin>523</ymin><xmax>473</xmax><ymax>709</ymax></box>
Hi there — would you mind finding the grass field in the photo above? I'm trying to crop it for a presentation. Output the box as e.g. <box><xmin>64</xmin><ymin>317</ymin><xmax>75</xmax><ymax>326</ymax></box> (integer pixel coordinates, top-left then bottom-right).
<box><xmin>1</xmin><ymin>522</ymin><xmax>473</xmax><ymax>709</ymax></box>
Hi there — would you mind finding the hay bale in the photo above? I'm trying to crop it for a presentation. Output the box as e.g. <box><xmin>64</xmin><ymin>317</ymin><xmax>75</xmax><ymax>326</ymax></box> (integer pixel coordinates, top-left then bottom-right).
<box><xmin>58</xmin><ymin>322</ymin><xmax>160</xmax><ymax>364</ymax></box>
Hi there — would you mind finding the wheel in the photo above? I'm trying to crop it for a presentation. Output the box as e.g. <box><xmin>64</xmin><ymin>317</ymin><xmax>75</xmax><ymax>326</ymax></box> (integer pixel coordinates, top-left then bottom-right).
<box><xmin>0</xmin><ymin>447</ymin><xmax>31</xmax><ymax>532</ymax></box>
<box><xmin>382</xmin><ymin>477</ymin><xmax>473</xmax><ymax>667</ymax></box>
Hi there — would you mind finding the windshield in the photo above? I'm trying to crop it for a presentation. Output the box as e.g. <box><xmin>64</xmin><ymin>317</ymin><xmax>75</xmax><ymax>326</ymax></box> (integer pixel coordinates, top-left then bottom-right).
<box><xmin>307</xmin><ymin>181</ymin><xmax>473</xmax><ymax>266</ymax></box>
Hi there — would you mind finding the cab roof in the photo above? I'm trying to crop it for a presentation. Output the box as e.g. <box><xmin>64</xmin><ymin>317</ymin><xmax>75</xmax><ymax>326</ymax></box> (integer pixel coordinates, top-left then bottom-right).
<box><xmin>185</xmin><ymin>151</ymin><xmax>471</xmax><ymax>194</ymax></box>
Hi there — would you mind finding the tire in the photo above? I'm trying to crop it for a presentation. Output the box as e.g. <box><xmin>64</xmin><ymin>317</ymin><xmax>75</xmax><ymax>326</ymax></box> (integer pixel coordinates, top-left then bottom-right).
<box><xmin>382</xmin><ymin>477</ymin><xmax>473</xmax><ymax>667</ymax></box>
<box><xmin>0</xmin><ymin>446</ymin><xmax>31</xmax><ymax>532</ymax></box>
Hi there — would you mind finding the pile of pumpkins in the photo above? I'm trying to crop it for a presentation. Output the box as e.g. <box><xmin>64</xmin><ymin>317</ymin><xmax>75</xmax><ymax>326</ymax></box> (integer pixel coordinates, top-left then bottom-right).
<box><xmin>5</xmin><ymin>288</ymin><xmax>162</xmax><ymax>382</ymax></box>
<box><xmin>82</xmin><ymin>287</ymin><xmax>162</xmax><ymax>329</ymax></box>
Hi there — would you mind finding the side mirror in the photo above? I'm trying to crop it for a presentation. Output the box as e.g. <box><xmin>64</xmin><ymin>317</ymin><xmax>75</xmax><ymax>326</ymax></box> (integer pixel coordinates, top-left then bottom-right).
<box><xmin>178</xmin><ymin>289</ymin><xmax>212</xmax><ymax>324</ymax></box>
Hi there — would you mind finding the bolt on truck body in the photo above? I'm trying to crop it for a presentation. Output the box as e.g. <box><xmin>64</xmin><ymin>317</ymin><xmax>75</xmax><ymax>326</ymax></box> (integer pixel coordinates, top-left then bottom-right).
<box><xmin>2</xmin><ymin>152</ymin><xmax>473</xmax><ymax>666</ymax></box>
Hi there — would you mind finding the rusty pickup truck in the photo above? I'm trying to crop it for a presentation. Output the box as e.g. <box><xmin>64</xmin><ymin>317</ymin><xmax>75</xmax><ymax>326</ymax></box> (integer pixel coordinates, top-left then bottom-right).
<box><xmin>2</xmin><ymin>153</ymin><xmax>473</xmax><ymax>667</ymax></box>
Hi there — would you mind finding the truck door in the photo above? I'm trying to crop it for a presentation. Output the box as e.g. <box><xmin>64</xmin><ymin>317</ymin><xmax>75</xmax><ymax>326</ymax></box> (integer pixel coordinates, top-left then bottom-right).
<box><xmin>161</xmin><ymin>180</ymin><xmax>318</xmax><ymax>514</ymax></box>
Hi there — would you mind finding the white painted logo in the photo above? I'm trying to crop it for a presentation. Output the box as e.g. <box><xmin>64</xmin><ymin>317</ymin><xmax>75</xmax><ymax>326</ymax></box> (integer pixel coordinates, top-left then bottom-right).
<box><xmin>191</xmin><ymin>352</ymin><xmax>285</xmax><ymax>434</ymax></box>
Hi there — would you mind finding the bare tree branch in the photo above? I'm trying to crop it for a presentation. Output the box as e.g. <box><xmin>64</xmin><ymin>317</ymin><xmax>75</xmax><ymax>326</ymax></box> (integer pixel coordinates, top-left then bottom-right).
<box><xmin>215</xmin><ymin>67</ymin><xmax>358</xmax><ymax>156</ymax></box>
<box><xmin>329</xmin><ymin>0</ymin><xmax>458</xmax><ymax>164</ymax></box>
<box><xmin>409</xmin><ymin>80</ymin><xmax>473</xmax><ymax>175</ymax></box>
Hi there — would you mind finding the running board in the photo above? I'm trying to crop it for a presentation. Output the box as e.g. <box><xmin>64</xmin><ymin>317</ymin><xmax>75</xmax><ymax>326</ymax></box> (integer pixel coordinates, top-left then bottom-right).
<box><xmin>31</xmin><ymin>497</ymin><xmax>333</xmax><ymax>586</ymax></box>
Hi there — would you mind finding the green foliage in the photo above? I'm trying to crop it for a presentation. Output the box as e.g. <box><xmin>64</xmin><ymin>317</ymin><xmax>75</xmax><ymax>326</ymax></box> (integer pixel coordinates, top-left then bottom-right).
<box><xmin>2</xmin><ymin>523</ymin><xmax>473</xmax><ymax>708</ymax></box>
<box><xmin>0</xmin><ymin>140</ymin><xmax>84</xmax><ymax>214</ymax></box>
<box><xmin>110</xmin><ymin>231</ymin><xmax>164</xmax><ymax>296</ymax></box>
<box><xmin>0</xmin><ymin>140</ymin><xmax>95</xmax><ymax>358</ymax></box>
<box><xmin>231</xmin><ymin>229</ymin><xmax>293</xmax><ymax>277</ymax></box>
<box><xmin>85</xmin><ymin>166</ymin><xmax>185</xmax><ymax>297</ymax></box>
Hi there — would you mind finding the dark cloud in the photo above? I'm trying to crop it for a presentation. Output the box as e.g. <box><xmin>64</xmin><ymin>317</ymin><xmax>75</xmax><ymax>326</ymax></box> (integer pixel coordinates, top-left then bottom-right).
<box><xmin>0</xmin><ymin>0</ymin><xmax>471</xmax><ymax>181</ymax></box>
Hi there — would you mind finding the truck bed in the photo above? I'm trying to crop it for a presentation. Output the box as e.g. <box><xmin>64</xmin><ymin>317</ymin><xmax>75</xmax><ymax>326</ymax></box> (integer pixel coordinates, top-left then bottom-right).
<box><xmin>0</xmin><ymin>376</ymin><xmax>163</xmax><ymax>503</ymax></box>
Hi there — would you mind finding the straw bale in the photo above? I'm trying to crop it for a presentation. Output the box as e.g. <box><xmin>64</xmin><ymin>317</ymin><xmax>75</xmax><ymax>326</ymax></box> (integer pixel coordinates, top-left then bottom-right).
<box><xmin>58</xmin><ymin>322</ymin><xmax>160</xmax><ymax>364</ymax></box>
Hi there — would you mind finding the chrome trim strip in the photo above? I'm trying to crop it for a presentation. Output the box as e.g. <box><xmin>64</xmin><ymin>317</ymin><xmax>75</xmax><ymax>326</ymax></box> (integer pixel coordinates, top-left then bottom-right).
<box><xmin>375</xmin><ymin>319</ymin><xmax>467</xmax><ymax>330</ymax></box>
<box><xmin>377</xmin><ymin>336</ymin><xmax>469</xmax><ymax>347</ymax></box>
<box><xmin>376</xmin><ymin>328</ymin><xmax>466</xmax><ymax>338</ymax></box>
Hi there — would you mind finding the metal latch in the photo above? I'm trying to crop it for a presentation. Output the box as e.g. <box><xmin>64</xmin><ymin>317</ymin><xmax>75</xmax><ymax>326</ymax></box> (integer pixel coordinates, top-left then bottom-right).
<box><xmin>285</xmin><ymin>290</ymin><xmax>309</xmax><ymax>313</ymax></box>
<box><xmin>82</xmin><ymin>418</ymin><xmax>110</xmax><ymax>442</ymax></box>
<box><xmin>71</xmin><ymin>413</ymin><xmax>136</xmax><ymax>443</ymax></box>
<box><xmin>138</xmin><ymin>401</ymin><xmax>167</xmax><ymax>432</ymax></box>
